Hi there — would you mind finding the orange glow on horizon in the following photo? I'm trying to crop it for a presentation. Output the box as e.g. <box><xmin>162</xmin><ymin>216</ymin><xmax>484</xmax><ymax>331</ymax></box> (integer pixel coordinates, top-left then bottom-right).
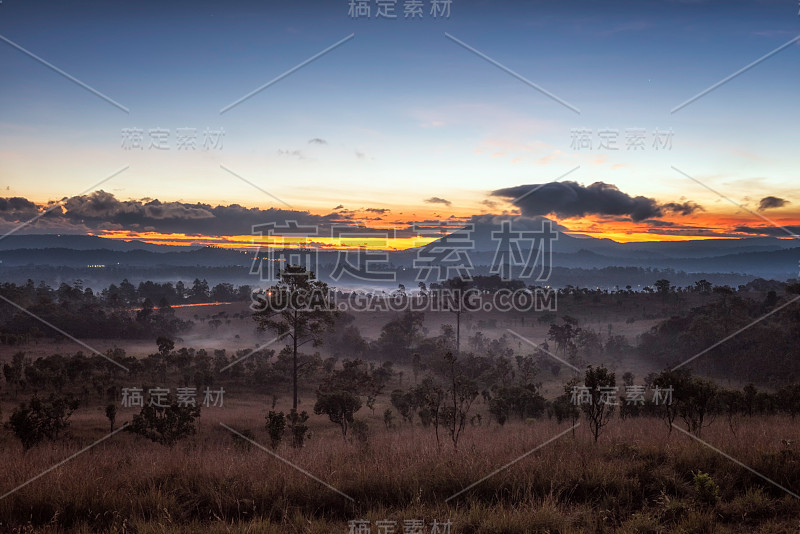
<box><xmin>95</xmin><ymin>230</ymin><xmax>439</xmax><ymax>250</ymax></box>
<box><xmin>566</xmin><ymin>231</ymin><xmax>726</xmax><ymax>243</ymax></box>
<box><xmin>556</xmin><ymin>212</ymin><xmax>800</xmax><ymax>242</ymax></box>
<box><xmin>94</xmin><ymin>210</ymin><xmax>800</xmax><ymax>248</ymax></box>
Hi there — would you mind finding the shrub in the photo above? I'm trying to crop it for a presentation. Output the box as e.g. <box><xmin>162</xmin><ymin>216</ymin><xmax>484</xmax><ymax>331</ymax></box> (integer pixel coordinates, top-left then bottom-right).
<box><xmin>314</xmin><ymin>390</ymin><xmax>361</xmax><ymax>438</ymax></box>
<box><xmin>266</xmin><ymin>410</ymin><xmax>286</xmax><ymax>449</ymax></box>
<box><xmin>127</xmin><ymin>399</ymin><xmax>201</xmax><ymax>447</ymax></box>
<box><xmin>287</xmin><ymin>409</ymin><xmax>310</xmax><ymax>448</ymax></box>
<box><xmin>5</xmin><ymin>393</ymin><xmax>80</xmax><ymax>451</ymax></box>
<box><xmin>105</xmin><ymin>403</ymin><xmax>117</xmax><ymax>432</ymax></box>
<box><xmin>693</xmin><ymin>470</ymin><xmax>719</xmax><ymax>506</ymax></box>
<box><xmin>582</xmin><ymin>365</ymin><xmax>616</xmax><ymax>443</ymax></box>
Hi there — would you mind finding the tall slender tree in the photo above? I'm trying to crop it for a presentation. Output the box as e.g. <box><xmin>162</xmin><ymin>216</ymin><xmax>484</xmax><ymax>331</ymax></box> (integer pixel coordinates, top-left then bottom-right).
<box><xmin>253</xmin><ymin>265</ymin><xmax>337</xmax><ymax>410</ymax></box>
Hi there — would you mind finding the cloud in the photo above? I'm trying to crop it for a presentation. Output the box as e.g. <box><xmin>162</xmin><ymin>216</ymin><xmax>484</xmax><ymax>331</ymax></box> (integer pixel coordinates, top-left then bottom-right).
<box><xmin>364</xmin><ymin>208</ymin><xmax>390</xmax><ymax>214</ymax></box>
<box><xmin>491</xmin><ymin>181</ymin><xmax>702</xmax><ymax>222</ymax></box>
<box><xmin>334</xmin><ymin>211</ymin><xmax>355</xmax><ymax>220</ymax></box>
<box><xmin>646</xmin><ymin>227</ymin><xmax>741</xmax><ymax>238</ymax></box>
<box><xmin>0</xmin><ymin>197</ymin><xmax>42</xmax><ymax>220</ymax></box>
<box><xmin>661</xmin><ymin>201</ymin><xmax>704</xmax><ymax>216</ymax></box>
<box><xmin>734</xmin><ymin>225</ymin><xmax>800</xmax><ymax>237</ymax></box>
<box><xmin>424</xmin><ymin>197</ymin><xmax>452</xmax><ymax>207</ymax></box>
<box><xmin>757</xmin><ymin>196</ymin><xmax>789</xmax><ymax>211</ymax></box>
<box><xmin>308</xmin><ymin>138</ymin><xmax>328</xmax><ymax>145</ymax></box>
<box><xmin>0</xmin><ymin>191</ymin><xmax>346</xmax><ymax>237</ymax></box>
<box><xmin>467</xmin><ymin>213</ymin><xmax>570</xmax><ymax>233</ymax></box>
<box><xmin>642</xmin><ymin>219</ymin><xmax>676</xmax><ymax>227</ymax></box>
<box><xmin>332</xmin><ymin>204</ymin><xmax>345</xmax><ymax>210</ymax></box>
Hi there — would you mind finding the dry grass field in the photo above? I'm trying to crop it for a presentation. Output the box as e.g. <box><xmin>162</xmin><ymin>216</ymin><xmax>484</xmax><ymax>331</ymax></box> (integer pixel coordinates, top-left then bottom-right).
<box><xmin>1</xmin><ymin>290</ymin><xmax>797</xmax><ymax>532</ymax></box>
<box><xmin>2</xmin><ymin>393</ymin><xmax>800</xmax><ymax>533</ymax></box>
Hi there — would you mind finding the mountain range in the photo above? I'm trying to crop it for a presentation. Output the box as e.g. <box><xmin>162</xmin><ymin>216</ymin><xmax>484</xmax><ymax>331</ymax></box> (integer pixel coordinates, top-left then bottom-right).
<box><xmin>0</xmin><ymin>228</ymin><xmax>797</xmax><ymax>288</ymax></box>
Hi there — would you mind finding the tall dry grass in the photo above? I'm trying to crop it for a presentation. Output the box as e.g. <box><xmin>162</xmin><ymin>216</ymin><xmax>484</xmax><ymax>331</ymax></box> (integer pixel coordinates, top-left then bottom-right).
<box><xmin>1</xmin><ymin>404</ymin><xmax>800</xmax><ymax>533</ymax></box>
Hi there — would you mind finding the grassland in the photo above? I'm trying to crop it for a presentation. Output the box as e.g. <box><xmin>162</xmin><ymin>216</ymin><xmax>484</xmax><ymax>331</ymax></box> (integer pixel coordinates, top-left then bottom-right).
<box><xmin>2</xmin><ymin>395</ymin><xmax>800</xmax><ymax>533</ymax></box>
<box><xmin>1</xmin><ymin>291</ymin><xmax>797</xmax><ymax>532</ymax></box>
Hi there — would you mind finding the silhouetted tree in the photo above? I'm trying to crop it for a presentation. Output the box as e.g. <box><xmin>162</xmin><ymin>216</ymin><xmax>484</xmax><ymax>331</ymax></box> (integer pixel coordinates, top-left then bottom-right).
<box><xmin>252</xmin><ymin>266</ymin><xmax>337</xmax><ymax>410</ymax></box>
<box><xmin>6</xmin><ymin>394</ymin><xmax>80</xmax><ymax>451</ymax></box>
<box><xmin>582</xmin><ymin>365</ymin><xmax>616</xmax><ymax>443</ymax></box>
<box><xmin>105</xmin><ymin>403</ymin><xmax>117</xmax><ymax>432</ymax></box>
<box><xmin>127</xmin><ymin>397</ymin><xmax>201</xmax><ymax>447</ymax></box>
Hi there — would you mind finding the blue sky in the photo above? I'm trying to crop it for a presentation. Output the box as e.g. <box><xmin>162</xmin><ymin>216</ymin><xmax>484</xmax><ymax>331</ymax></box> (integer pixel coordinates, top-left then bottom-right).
<box><xmin>0</xmin><ymin>0</ymin><xmax>798</xmax><ymax>242</ymax></box>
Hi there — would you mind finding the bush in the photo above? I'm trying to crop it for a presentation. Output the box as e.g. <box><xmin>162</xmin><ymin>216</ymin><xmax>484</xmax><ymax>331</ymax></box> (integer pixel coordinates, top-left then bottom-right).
<box><xmin>266</xmin><ymin>410</ymin><xmax>286</xmax><ymax>449</ymax></box>
<box><xmin>693</xmin><ymin>470</ymin><xmax>719</xmax><ymax>506</ymax></box>
<box><xmin>314</xmin><ymin>390</ymin><xmax>361</xmax><ymax>438</ymax></box>
<box><xmin>5</xmin><ymin>393</ymin><xmax>80</xmax><ymax>451</ymax></box>
<box><xmin>582</xmin><ymin>365</ymin><xmax>616</xmax><ymax>443</ymax></box>
<box><xmin>127</xmin><ymin>399</ymin><xmax>201</xmax><ymax>447</ymax></box>
<box><xmin>287</xmin><ymin>409</ymin><xmax>310</xmax><ymax>448</ymax></box>
<box><xmin>105</xmin><ymin>403</ymin><xmax>117</xmax><ymax>432</ymax></box>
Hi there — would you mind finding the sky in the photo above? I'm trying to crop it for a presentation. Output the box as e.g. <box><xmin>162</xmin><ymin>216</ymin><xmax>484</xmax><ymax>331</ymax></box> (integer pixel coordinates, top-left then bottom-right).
<box><xmin>0</xmin><ymin>0</ymin><xmax>798</xmax><ymax>247</ymax></box>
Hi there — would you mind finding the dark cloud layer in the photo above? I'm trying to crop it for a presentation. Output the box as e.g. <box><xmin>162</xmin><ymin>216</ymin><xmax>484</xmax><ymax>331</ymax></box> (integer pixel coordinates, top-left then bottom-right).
<box><xmin>734</xmin><ymin>225</ymin><xmax>800</xmax><ymax>237</ymax></box>
<box><xmin>758</xmin><ymin>196</ymin><xmax>789</xmax><ymax>211</ymax></box>
<box><xmin>0</xmin><ymin>197</ymin><xmax>43</xmax><ymax>226</ymax></box>
<box><xmin>0</xmin><ymin>191</ymin><xmax>343</xmax><ymax>237</ymax></box>
<box><xmin>661</xmin><ymin>201</ymin><xmax>703</xmax><ymax>216</ymax></box>
<box><xmin>491</xmin><ymin>181</ymin><xmax>702</xmax><ymax>222</ymax></box>
<box><xmin>0</xmin><ymin>197</ymin><xmax>39</xmax><ymax>213</ymax></box>
<box><xmin>467</xmin><ymin>213</ymin><xmax>570</xmax><ymax>233</ymax></box>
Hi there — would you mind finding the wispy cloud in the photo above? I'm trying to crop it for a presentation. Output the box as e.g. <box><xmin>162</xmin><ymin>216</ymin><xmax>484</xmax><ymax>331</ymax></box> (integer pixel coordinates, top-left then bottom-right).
<box><xmin>424</xmin><ymin>197</ymin><xmax>452</xmax><ymax>207</ymax></box>
<box><xmin>758</xmin><ymin>196</ymin><xmax>789</xmax><ymax>211</ymax></box>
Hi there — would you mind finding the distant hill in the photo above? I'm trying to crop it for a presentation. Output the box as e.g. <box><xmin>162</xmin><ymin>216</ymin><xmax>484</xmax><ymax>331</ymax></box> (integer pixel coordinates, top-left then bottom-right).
<box><xmin>414</xmin><ymin>218</ymin><xmax>797</xmax><ymax>258</ymax></box>
<box><xmin>0</xmin><ymin>246</ymin><xmax>250</xmax><ymax>268</ymax></box>
<box><xmin>389</xmin><ymin>219</ymin><xmax>799</xmax><ymax>279</ymax></box>
<box><xmin>0</xmin><ymin>234</ymin><xmax>196</xmax><ymax>253</ymax></box>
<box><xmin>0</xmin><ymin>231</ymin><xmax>797</xmax><ymax>286</ymax></box>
